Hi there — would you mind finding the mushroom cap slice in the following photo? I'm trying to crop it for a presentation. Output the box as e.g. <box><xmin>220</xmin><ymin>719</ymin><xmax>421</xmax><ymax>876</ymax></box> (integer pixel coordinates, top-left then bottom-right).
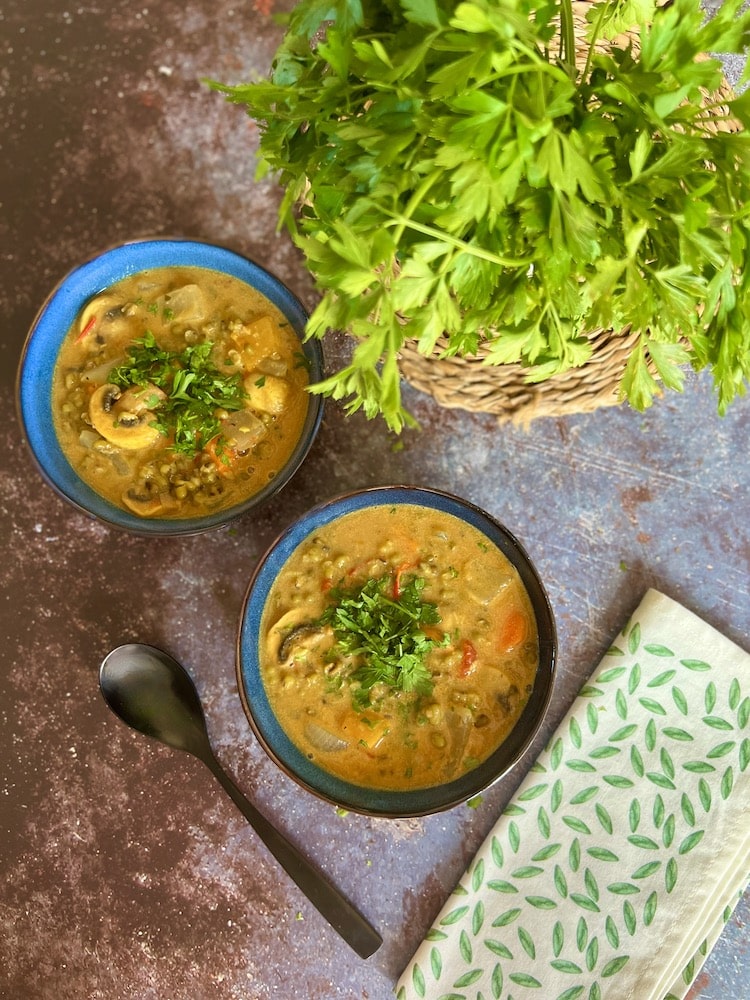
<box><xmin>121</xmin><ymin>490</ymin><xmax>165</xmax><ymax>517</ymax></box>
<box><xmin>77</xmin><ymin>294</ymin><xmax>135</xmax><ymax>344</ymax></box>
<box><xmin>121</xmin><ymin>486</ymin><xmax>180</xmax><ymax>517</ymax></box>
<box><xmin>89</xmin><ymin>383</ymin><xmax>163</xmax><ymax>450</ymax></box>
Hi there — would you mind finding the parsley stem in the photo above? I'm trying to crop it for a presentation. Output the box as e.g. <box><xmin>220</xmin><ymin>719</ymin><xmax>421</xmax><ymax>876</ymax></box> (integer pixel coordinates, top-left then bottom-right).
<box><xmin>480</xmin><ymin>59</ymin><xmax>571</xmax><ymax>86</ymax></box>
<box><xmin>383</xmin><ymin>214</ymin><xmax>531</xmax><ymax>269</ymax></box>
<box><xmin>558</xmin><ymin>0</ymin><xmax>577</xmax><ymax>79</ymax></box>
<box><xmin>578</xmin><ymin>0</ymin><xmax>610</xmax><ymax>85</ymax></box>
<box><xmin>391</xmin><ymin>168</ymin><xmax>442</xmax><ymax>246</ymax></box>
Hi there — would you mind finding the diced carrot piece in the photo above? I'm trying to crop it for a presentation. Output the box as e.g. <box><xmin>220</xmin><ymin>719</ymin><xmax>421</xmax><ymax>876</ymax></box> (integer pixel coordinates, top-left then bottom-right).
<box><xmin>204</xmin><ymin>436</ymin><xmax>239</xmax><ymax>478</ymax></box>
<box><xmin>393</xmin><ymin>560</ymin><xmax>416</xmax><ymax>599</ymax></box>
<box><xmin>498</xmin><ymin>609</ymin><xmax>527</xmax><ymax>652</ymax></box>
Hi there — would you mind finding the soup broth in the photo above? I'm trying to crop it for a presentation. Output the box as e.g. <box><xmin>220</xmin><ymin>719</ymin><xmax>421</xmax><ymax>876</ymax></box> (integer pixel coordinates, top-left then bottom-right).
<box><xmin>52</xmin><ymin>265</ymin><xmax>310</xmax><ymax>518</ymax></box>
<box><xmin>260</xmin><ymin>504</ymin><xmax>539</xmax><ymax>791</ymax></box>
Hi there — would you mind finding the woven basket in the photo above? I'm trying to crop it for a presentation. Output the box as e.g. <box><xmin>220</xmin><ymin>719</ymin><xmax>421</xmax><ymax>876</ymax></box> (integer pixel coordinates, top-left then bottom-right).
<box><xmin>398</xmin><ymin>5</ymin><xmax>740</xmax><ymax>424</ymax></box>
<box><xmin>399</xmin><ymin>327</ymin><xmax>643</xmax><ymax>423</ymax></box>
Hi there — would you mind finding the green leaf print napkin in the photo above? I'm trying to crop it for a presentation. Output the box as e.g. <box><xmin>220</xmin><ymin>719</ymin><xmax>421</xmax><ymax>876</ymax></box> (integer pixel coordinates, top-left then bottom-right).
<box><xmin>396</xmin><ymin>589</ymin><xmax>750</xmax><ymax>1000</ymax></box>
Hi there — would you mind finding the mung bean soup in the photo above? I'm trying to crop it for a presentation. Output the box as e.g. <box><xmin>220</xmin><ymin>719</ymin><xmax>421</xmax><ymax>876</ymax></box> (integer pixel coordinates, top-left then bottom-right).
<box><xmin>259</xmin><ymin>503</ymin><xmax>539</xmax><ymax>791</ymax></box>
<box><xmin>52</xmin><ymin>265</ymin><xmax>311</xmax><ymax>518</ymax></box>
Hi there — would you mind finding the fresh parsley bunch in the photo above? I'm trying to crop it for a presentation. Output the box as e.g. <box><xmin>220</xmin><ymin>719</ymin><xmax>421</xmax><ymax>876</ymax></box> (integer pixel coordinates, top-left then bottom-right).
<box><xmin>213</xmin><ymin>0</ymin><xmax>750</xmax><ymax>430</ymax></box>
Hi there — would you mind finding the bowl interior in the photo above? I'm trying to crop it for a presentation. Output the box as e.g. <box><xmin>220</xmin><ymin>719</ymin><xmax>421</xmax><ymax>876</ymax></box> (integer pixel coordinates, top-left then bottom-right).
<box><xmin>16</xmin><ymin>238</ymin><xmax>324</xmax><ymax>536</ymax></box>
<box><xmin>237</xmin><ymin>486</ymin><xmax>557</xmax><ymax>817</ymax></box>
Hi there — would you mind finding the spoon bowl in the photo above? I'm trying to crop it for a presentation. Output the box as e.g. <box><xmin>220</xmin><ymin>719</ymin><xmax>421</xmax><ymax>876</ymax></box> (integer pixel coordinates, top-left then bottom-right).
<box><xmin>99</xmin><ymin>643</ymin><xmax>382</xmax><ymax>958</ymax></box>
<box><xmin>100</xmin><ymin>644</ymin><xmax>211</xmax><ymax>758</ymax></box>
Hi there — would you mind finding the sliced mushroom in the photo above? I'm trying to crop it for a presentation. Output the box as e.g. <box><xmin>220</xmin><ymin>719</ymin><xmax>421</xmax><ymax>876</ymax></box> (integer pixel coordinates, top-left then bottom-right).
<box><xmin>89</xmin><ymin>383</ymin><xmax>165</xmax><ymax>450</ymax></box>
<box><xmin>278</xmin><ymin>623</ymin><xmax>329</xmax><ymax>663</ymax></box>
<box><xmin>117</xmin><ymin>384</ymin><xmax>167</xmax><ymax>414</ymax></box>
<box><xmin>121</xmin><ymin>490</ymin><xmax>165</xmax><ymax>517</ymax></box>
<box><xmin>77</xmin><ymin>294</ymin><xmax>133</xmax><ymax>343</ymax></box>
<box><xmin>264</xmin><ymin>609</ymin><xmax>307</xmax><ymax>663</ymax></box>
<box><xmin>122</xmin><ymin>484</ymin><xmax>180</xmax><ymax>517</ymax></box>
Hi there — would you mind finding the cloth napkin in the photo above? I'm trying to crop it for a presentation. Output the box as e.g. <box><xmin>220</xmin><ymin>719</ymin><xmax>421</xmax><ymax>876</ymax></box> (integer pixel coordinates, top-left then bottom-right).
<box><xmin>397</xmin><ymin>589</ymin><xmax>750</xmax><ymax>1000</ymax></box>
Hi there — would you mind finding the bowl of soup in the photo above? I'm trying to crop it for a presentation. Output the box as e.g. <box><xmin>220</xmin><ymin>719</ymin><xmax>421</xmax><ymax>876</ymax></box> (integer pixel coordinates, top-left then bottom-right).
<box><xmin>16</xmin><ymin>237</ymin><xmax>324</xmax><ymax>535</ymax></box>
<box><xmin>237</xmin><ymin>486</ymin><xmax>557</xmax><ymax>816</ymax></box>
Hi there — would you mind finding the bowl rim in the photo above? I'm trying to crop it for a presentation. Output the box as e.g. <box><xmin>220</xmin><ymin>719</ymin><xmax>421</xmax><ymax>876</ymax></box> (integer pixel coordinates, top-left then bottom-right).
<box><xmin>15</xmin><ymin>236</ymin><xmax>324</xmax><ymax>536</ymax></box>
<box><xmin>236</xmin><ymin>484</ymin><xmax>557</xmax><ymax>817</ymax></box>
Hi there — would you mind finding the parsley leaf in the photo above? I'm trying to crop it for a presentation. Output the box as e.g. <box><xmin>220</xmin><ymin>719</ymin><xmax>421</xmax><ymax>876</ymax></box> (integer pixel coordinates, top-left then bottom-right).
<box><xmin>318</xmin><ymin>574</ymin><xmax>443</xmax><ymax>703</ymax></box>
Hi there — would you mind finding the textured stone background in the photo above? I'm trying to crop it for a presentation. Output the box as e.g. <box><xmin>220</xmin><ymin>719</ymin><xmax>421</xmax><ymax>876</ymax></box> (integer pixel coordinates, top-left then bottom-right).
<box><xmin>1</xmin><ymin>2</ymin><xmax>748</xmax><ymax>998</ymax></box>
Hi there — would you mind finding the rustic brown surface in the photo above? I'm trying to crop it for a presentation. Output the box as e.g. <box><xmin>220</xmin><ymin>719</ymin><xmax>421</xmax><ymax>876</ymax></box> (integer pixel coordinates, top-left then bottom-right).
<box><xmin>1</xmin><ymin>2</ymin><xmax>748</xmax><ymax>999</ymax></box>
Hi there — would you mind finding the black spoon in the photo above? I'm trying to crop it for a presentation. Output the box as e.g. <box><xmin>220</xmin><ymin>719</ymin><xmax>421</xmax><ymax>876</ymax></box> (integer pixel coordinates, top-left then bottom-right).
<box><xmin>99</xmin><ymin>642</ymin><xmax>382</xmax><ymax>959</ymax></box>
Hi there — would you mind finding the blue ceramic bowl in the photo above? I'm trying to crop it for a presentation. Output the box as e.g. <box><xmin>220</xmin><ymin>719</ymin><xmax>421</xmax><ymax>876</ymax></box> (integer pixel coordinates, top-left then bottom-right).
<box><xmin>16</xmin><ymin>237</ymin><xmax>324</xmax><ymax>536</ymax></box>
<box><xmin>237</xmin><ymin>486</ymin><xmax>557</xmax><ymax>817</ymax></box>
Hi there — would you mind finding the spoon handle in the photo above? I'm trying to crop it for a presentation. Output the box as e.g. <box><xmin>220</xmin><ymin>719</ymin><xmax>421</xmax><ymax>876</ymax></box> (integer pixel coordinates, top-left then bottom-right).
<box><xmin>206</xmin><ymin>754</ymin><xmax>382</xmax><ymax>958</ymax></box>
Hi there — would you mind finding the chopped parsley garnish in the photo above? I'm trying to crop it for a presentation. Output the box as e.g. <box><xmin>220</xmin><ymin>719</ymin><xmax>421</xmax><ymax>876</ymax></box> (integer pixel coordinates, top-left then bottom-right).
<box><xmin>108</xmin><ymin>331</ymin><xmax>246</xmax><ymax>456</ymax></box>
<box><xmin>318</xmin><ymin>574</ymin><xmax>444</xmax><ymax>704</ymax></box>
